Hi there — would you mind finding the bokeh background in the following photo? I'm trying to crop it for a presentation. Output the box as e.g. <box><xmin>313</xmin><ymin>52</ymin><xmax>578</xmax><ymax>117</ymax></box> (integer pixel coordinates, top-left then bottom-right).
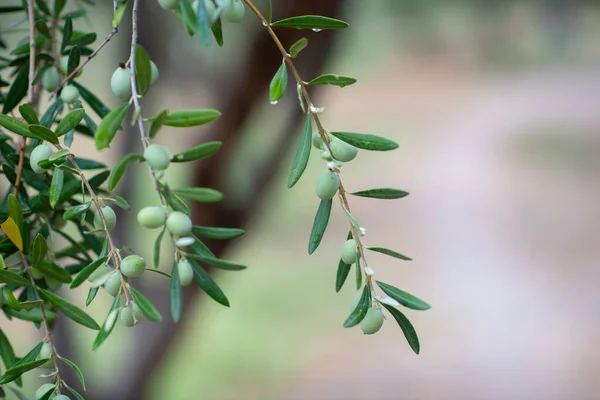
<box><xmin>2</xmin><ymin>0</ymin><xmax>600</xmax><ymax>399</ymax></box>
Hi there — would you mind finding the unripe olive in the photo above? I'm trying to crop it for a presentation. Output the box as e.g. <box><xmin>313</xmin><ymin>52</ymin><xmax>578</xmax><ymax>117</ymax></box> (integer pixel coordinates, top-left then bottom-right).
<box><xmin>166</xmin><ymin>211</ymin><xmax>192</xmax><ymax>236</ymax></box>
<box><xmin>87</xmin><ymin>263</ymin><xmax>110</xmax><ymax>282</ymax></box>
<box><xmin>120</xmin><ymin>303</ymin><xmax>142</xmax><ymax>327</ymax></box>
<box><xmin>158</xmin><ymin>0</ymin><xmax>180</xmax><ymax>10</ymax></box>
<box><xmin>60</xmin><ymin>55</ymin><xmax>82</xmax><ymax>77</ymax></box>
<box><xmin>45</xmin><ymin>277</ymin><xmax>62</xmax><ymax>290</ymax></box>
<box><xmin>54</xmin><ymin>395</ymin><xmax>70</xmax><ymax>400</ymax></box>
<box><xmin>312</xmin><ymin>132</ymin><xmax>324</xmax><ymax>149</ymax></box>
<box><xmin>94</xmin><ymin>206</ymin><xmax>117</xmax><ymax>232</ymax></box>
<box><xmin>144</xmin><ymin>144</ymin><xmax>170</xmax><ymax>171</ymax></box>
<box><xmin>223</xmin><ymin>0</ymin><xmax>245</xmax><ymax>22</ymax></box>
<box><xmin>110</xmin><ymin>67</ymin><xmax>131</xmax><ymax>98</ymax></box>
<box><xmin>204</xmin><ymin>0</ymin><xmax>217</xmax><ymax>23</ymax></box>
<box><xmin>341</xmin><ymin>239</ymin><xmax>358</xmax><ymax>264</ymax></box>
<box><xmin>329</xmin><ymin>138</ymin><xmax>358</xmax><ymax>162</ymax></box>
<box><xmin>177</xmin><ymin>260</ymin><xmax>194</xmax><ymax>286</ymax></box>
<box><xmin>60</xmin><ymin>85</ymin><xmax>79</xmax><ymax>105</ymax></box>
<box><xmin>30</xmin><ymin>144</ymin><xmax>53</xmax><ymax>174</ymax></box>
<box><xmin>137</xmin><ymin>206</ymin><xmax>167</xmax><ymax>229</ymax></box>
<box><xmin>35</xmin><ymin>384</ymin><xmax>56</xmax><ymax>400</ymax></box>
<box><xmin>360</xmin><ymin>308</ymin><xmax>384</xmax><ymax>335</ymax></box>
<box><xmin>150</xmin><ymin>61</ymin><xmax>159</xmax><ymax>85</ymax></box>
<box><xmin>37</xmin><ymin>342</ymin><xmax>54</xmax><ymax>369</ymax></box>
<box><xmin>104</xmin><ymin>271</ymin><xmax>122</xmax><ymax>297</ymax></box>
<box><xmin>315</xmin><ymin>170</ymin><xmax>340</xmax><ymax>200</ymax></box>
<box><xmin>42</xmin><ymin>67</ymin><xmax>61</xmax><ymax>91</ymax></box>
<box><xmin>121</xmin><ymin>255</ymin><xmax>145</xmax><ymax>278</ymax></box>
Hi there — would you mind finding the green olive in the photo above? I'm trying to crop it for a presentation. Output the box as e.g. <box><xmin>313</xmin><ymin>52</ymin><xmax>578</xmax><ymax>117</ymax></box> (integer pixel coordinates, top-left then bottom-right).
<box><xmin>315</xmin><ymin>170</ymin><xmax>340</xmax><ymax>200</ymax></box>
<box><xmin>94</xmin><ymin>206</ymin><xmax>117</xmax><ymax>232</ymax></box>
<box><xmin>137</xmin><ymin>206</ymin><xmax>167</xmax><ymax>229</ymax></box>
<box><xmin>60</xmin><ymin>55</ymin><xmax>82</xmax><ymax>77</ymax></box>
<box><xmin>110</xmin><ymin>67</ymin><xmax>131</xmax><ymax>98</ymax></box>
<box><xmin>35</xmin><ymin>384</ymin><xmax>56</xmax><ymax>400</ymax></box>
<box><xmin>329</xmin><ymin>138</ymin><xmax>358</xmax><ymax>162</ymax></box>
<box><xmin>87</xmin><ymin>263</ymin><xmax>110</xmax><ymax>282</ymax></box>
<box><xmin>177</xmin><ymin>260</ymin><xmax>194</xmax><ymax>286</ymax></box>
<box><xmin>312</xmin><ymin>132</ymin><xmax>324</xmax><ymax>149</ymax></box>
<box><xmin>42</xmin><ymin>67</ymin><xmax>61</xmax><ymax>91</ymax></box>
<box><xmin>360</xmin><ymin>308</ymin><xmax>384</xmax><ymax>335</ymax></box>
<box><xmin>104</xmin><ymin>271</ymin><xmax>122</xmax><ymax>297</ymax></box>
<box><xmin>158</xmin><ymin>0</ymin><xmax>180</xmax><ymax>10</ymax></box>
<box><xmin>45</xmin><ymin>277</ymin><xmax>62</xmax><ymax>290</ymax></box>
<box><xmin>120</xmin><ymin>255</ymin><xmax>145</xmax><ymax>278</ymax></box>
<box><xmin>144</xmin><ymin>143</ymin><xmax>171</xmax><ymax>171</ymax></box>
<box><xmin>54</xmin><ymin>395</ymin><xmax>71</xmax><ymax>400</ymax></box>
<box><xmin>166</xmin><ymin>211</ymin><xmax>192</xmax><ymax>236</ymax></box>
<box><xmin>120</xmin><ymin>303</ymin><xmax>143</xmax><ymax>327</ymax></box>
<box><xmin>150</xmin><ymin>61</ymin><xmax>159</xmax><ymax>85</ymax></box>
<box><xmin>223</xmin><ymin>0</ymin><xmax>245</xmax><ymax>22</ymax></box>
<box><xmin>30</xmin><ymin>144</ymin><xmax>53</xmax><ymax>174</ymax></box>
<box><xmin>341</xmin><ymin>239</ymin><xmax>358</xmax><ymax>264</ymax></box>
<box><xmin>37</xmin><ymin>342</ymin><xmax>54</xmax><ymax>369</ymax></box>
<box><xmin>60</xmin><ymin>85</ymin><xmax>80</xmax><ymax>105</ymax></box>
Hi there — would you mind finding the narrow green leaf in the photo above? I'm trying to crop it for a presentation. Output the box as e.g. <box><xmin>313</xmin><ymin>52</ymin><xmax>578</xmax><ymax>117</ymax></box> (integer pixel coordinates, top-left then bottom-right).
<box><xmin>189</xmin><ymin>259</ymin><xmax>229</xmax><ymax>307</ymax></box>
<box><xmin>70</xmin><ymin>256</ymin><xmax>108</xmax><ymax>289</ymax></box>
<box><xmin>7</xmin><ymin>194</ymin><xmax>22</xmax><ymax>229</ymax></box>
<box><xmin>195</xmin><ymin>0</ymin><xmax>212</xmax><ymax>46</ymax></box>
<box><xmin>149</xmin><ymin>109</ymin><xmax>168</xmax><ymax>139</ymax></box>
<box><xmin>191</xmin><ymin>226</ymin><xmax>244</xmax><ymax>240</ymax></box>
<box><xmin>63</xmin><ymin>202</ymin><xmax>90</xmax><ymax>220</ymax></box>
<box><xmin>2</xmin><ymin>63</ymin><xmax>28</xmax><ymax>114</ymax></box>
<box><xmin>35</xmin><ymin>261</ymin><xmax>71</xmax><ymax>283</ymax></box>
<box><xmin>70</xmin><ymin>32</ymin><xmax>96</xmax><ymax>47</ymax></box>
<box><xmin>86</xmin><ymin>287</ymin><xmax>99</xmax><ymax>306</ymax></box>
<box><xmin>289</xmin><ymin>37</ymin><xmax>308</xmax><ymax>58</ymax></box>
<box><xmin>35</xmin><ymin>20</ymin><xmax>51</xmax><ymax>38</ymax></box>
<box><xmin>72</xmin><ymin>82</ymin><xmax>110</xmax><ymax>118</ymax></box>
<box><xmin>186</xmin><ymin>253</ymin><xmax>246</xmax><ymax>271</ymax></box>
<box><xmin>0</xmin><ymin>269</ymin><xmax>30</xmax><ymax>287</ymax></box>
<box><xmin>170</xmin><ymin>261</ymin><xmax>182</xmax><ymax>323</ymax></box>
<box><xmin>343</xmin><ymin>285</ymin><xmax>370</xmax><ymax>328</ymax></box>
<box><xmin>112</xmin><ymin>0</ymin><xmax>130</xmax><ymax>27</ymax></box>
<box><xmin>308</xmin><ymin>199</ymin><xmax>332</xmax><ymax>254</ymax></box>
<box><xmin>38</xmin><ymin>288</ymin><xmax>101</xmax><ymax>330</ymax></box>
<box><xmin>376</xmin><ymin>281</ymin><xmax>430</xmax><ymax>311</ymax></box>
<box><xmin>55</xmin><ymin>108</ymin><xmax>85</xmax><ymax>136</ymax></box>
<box><xmin>134</xmin><ymin>44</ymin><xmax>151</xmax><ymax>96</ymax></box>
<box><xmin>307</xmin><ymin>74</ymin><xmax>357</xmax><ymax>88</ymax></box>
<box><xmin>94</xmin><ymin>102</ymin><xmax>130</xmax><ymax>150</ymax></box>
<box><xmin>271</xmin><ymin>15</ymin><xmax>349</xmax><ymax>30</ymax></box>
<box><xmin>269</xmin><ymin>61</ymin><xmax>288</xmax><ymax>104</ymax></box>
<box><xmin>210</xmin><ymin>17</ymin><xmax>223</xmax><ymax>46</ymax></box>
<box><xmin>54</xmin><ymin>0</ymin><xmax>66</xmax><ymax>16</ymax></box>
<box><xmin>0</xmin><ymin>341</ymin><xmax>43</xmax><ymax>385</ymax></box>
<box><xmin>58</xmin><ymin>356</ymin><xmax>86</xmax><ymax>391</ymax></box>
<box><xmin>32</xmin><ymin>233</ymin><xmax>48</xmax><ymax>268</ymax></box>
<box><xmin>350</xmin><ymin>188</ymin><xmax>409</xmax><ymax>200</ymax></box>
<box><xmin>92</xmin><ymin>295</ymin><xmax>121</xmax><ymax>350</ymax></box>
<box><xmin>40</xmin><ymin>99</ymin><xmax>64</xmax><ymax>128</ymax></box>
<box><xmin>60</xmin><ymin>17</ymin><xmax>72</xmax><ymax>53</ymax></box>
<box><xmin>107</xmin><ymin>153</ymin><xmax>144</xmax><ymax>192</ymax></box>
<box><xmin>151</xmin><ymin>109</ymin><xmax>221</xmax><ymax>127</ymax></box>
<box><xmin>355</xmin><ymin>253</ymin><xmax>362</xmax><ymax>289</ymax></box>
<box><xmin>287</xmin><ymin>113</ymin><xmax>312</xmax><ymax>188</ymax></box>
<box><xmin>49</xmin><ymin>168</ymin><xmax>64</xmax><ymax>208</ymax></box>
<box><xmin>153</xmin><ymin>227</ymin><xmax>166</xmax><ymax>269</ymax></box>
<box><xmin>266</xmin><ymin>0</ymin><xmax>272</xmax><ymax>23</ymax></box>
<box><xmin>0</xmin><ymin>115</ymin><xmax>32</xmax><ymax>138</ymax></box>
<box><xmin>329</xmin><ymin>132</ymin><xmax>399</xmax><ymax>151</ymax></box>
<box><xmin>382</xmin><ymin>304</ymin><xmax>420</xmax><ymax>354</ymax></box>
<box><xmin>368</xmin><ymin>247</ymin><xmax>412</xmax><ymax>261</ymax></box>
<box><xmin>28</xmin><ymin>125</ymin><xmax>59</xmax><ymax>144</ymax></box>
<box><xmin>63</xmin><ymin>383</ymin><xmax>85</xmax><ymax>400</ymax></box>
<box><xmin>4</xmin><ymin>359</ymin><xmax>48</xmax><ymax>376</ymax></box>
<box><xmin>4</xmin><ymin>307</ymin><xmax>56</xmax><ymax>324</ymax></box>
<box><xmin>0</xmin><ymin>329</ymin><xmax>19</xmax><ymax>385</ymax></box>
<box><xmin>335</xmin><ymin>260</ymin><xmax>351</xmax><ymax>292</ymax></box>
<box><xmin>66</xmin><ymin>45</ymin><xmax>81</xmax><ymax>77</ymax></box>
<box><xmin>172</xmin><ymin>187</ymin><xmax>223</xmax><ymax>203</ymax></box>
<box><xmin>129</xmin><ymin>288</ymin><xmax>162</xmax><ymax>322</ymax></box>
<box><xmin>171</xmin><ymin>141</ymin><xmax>221</xmax><ymax>162</ymax></box>
<box><xmin>18</xmin><ymin>104</ymin><xmax>39</xmax><ymax>125</ymax></box>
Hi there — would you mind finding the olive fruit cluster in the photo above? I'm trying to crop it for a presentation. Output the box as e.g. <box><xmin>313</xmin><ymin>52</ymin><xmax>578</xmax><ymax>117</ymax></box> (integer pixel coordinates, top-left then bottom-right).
<box><xmin>110</xmin><ymin>61</ymin><xmax>159</xmax><ymax>98</ymax></box>
<box><xmin>137</xmin><ymin>205</ymin><xmax>193</xmax><ymax>237</ymax></box>
<box><xmin>202</xmin><ymin>0</ymin><xmax>246</xmax><ymax>24</ymax></box>
<box><xmin>313</xmin><ymin>132</ymin><xmax>358</xmax><ymax>200</ymax></box>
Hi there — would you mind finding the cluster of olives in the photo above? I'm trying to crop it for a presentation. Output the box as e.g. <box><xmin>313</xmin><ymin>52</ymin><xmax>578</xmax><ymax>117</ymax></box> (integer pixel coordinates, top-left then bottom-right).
<box><xmin>313</xmin><ymin>132</ymin><xmax>359</xmax><ymax>200</ymax></box>
<box><xmin>40</xmin><ymin>55</ymin><xmax>81</xmax><ymax>104</ymax></box>
<box><xmin>158</xmin><ymin>0</ymin><xmax>246</xmax><ymax>24</ymax></box>
<box><xmin>350</xmin><ymin>292</ymin><xmax>385</xmax><ymax>335</ymax></box>
<box><xmin>110</xmin><ymin>60</ymin><xmax>159</xmax><ymax>99</ymax></box>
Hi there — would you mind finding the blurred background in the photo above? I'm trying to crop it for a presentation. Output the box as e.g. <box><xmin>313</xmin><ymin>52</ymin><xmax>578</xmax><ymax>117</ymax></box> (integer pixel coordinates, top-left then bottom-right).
<box><xmin>3</xmin><ymin>0</ymin><xmax>600</xmax><ymax>399</ymax></box>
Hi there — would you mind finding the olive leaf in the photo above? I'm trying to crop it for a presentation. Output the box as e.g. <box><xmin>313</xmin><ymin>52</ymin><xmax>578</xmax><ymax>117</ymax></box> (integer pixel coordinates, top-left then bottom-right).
<box><xmin>306</xmin><ymin>74</ymin><xmax>356</xmax><ymax>87</ymax></box>
<box><xmin>55</xmin><ymin>108</ymin><xmax>85</xmax><ymax>136</ymax></box>
<box><xmin>189</xmin><ymin>259</ymin><xmax>229</xmax><ymax>307</ymax></box>
<box><xmin>271</xmin><ymin>15</ymin><xmax>349</xmax><ymax>30</ymax></box>
<box><xmin>130</xmin><ymin>288</ymin><xmax>162</xmax><ymax>322</ymax></box>
<box><xmin>367</xmin><ymin>247</ymin><xmax>412</xmax><ymax>261</ymax></box>
<box><xmin>376</xmin><ymin>281</ymin><xmax>431</xmax><ymax>311</ymax></box>
<box><xmin>171</xmin><ymin>141</ymin><xmax>221</xmax><ymax>162</ymax></box>
<box><xmin>329</xmin><ymin>131</ymin><xmax>399</xmax><ymax>151</ymax></box>
<box><xmin>191</xmin><ymin>226</ymin><xmax>245</xmax><ymax>240</ymax></box>
<box><xmin>170</xmin><ymin>261</ymin><xmax>182</xmax><ymax>323</ymax></box>
<box><xmin>134</xmin><ymin>44</ymin><xmax>152</xmax><ymax>96</ymax></box>
<box><xmin>0</xmin><ymin>270</ymin><xmax>30</xmax><ymax>287</ymax></box>
<box><xmin>172</xmin><ymin>187</ymin><xmax>223</xmax><ymax>203</ymax></box>
<box><xmin>151</xmin><ymin>109</ymin><xmax>220</xmax><ymax>127</ymax></box>
<box><xmin>18</xmin><ymin>104</ymin><xmax>39</xmax><ymax>125</ymax></box>
<box><xmin>350</xmin><ymin>188</ymin><xmax>409</xmax><ymax>200</ymax></box>
<box><xmin>94</xmin><ymin>102</ymin><xmax>130</xmax><ymax>150</ymax></box>
<box><xmin>287</xmin><ymin>113</ymin><xmax>312</xmax><ymax>188</ymax></box>
<box><xmin>70</xmin><ymin>256</ymin><xmax>109</xmax><ymax>289</ymax></box>
<box><xmin>335</xmin><ymin>231</ymin><xmax>354</xmax><ymax>292</ymax></box>
<box><xmin>343</xmin><ymin>285</ymin><xmax>370</xmax><ymax>328</ymax></box>
<box><xmin>39</xmin><ymin>289</ymin><xmax>101</xmax><ymax>330</ymax></box>
<box><xmin>72</xmin><ymin>82</ymin><xmax>110</xmax><ymax>118</ymax></box>
<box><xmin>289</xmin><ymin>37</ymin><xmax>308</xmax><ymax>58</ymax></box>
<box><xmin>270</xmin><ymin>61</ymin><xmax>288</xmax><ymax>104</ymax></box>
<box><xmin>308</xmin><ymin>199</ymin><xmax>332</xmax><ymax>255</ymax></box>
<box><xmin>381</xmin><ymin>304</ymin><xmax>420</xmax><ymax>354</ymax></box>
<box><xmin>0</xmin><ymin>341</ymin><xmax>43</xmax><ymax>385</ymax></box>
<box><xmin>92</xmin><ymin>295</ymin><xmax>121</xmax><ymax>350</ymax></box>
<box><xmin>107</xmin><ymin>153</ymin><xmax>144</xmax><ymax>192</ymax></box>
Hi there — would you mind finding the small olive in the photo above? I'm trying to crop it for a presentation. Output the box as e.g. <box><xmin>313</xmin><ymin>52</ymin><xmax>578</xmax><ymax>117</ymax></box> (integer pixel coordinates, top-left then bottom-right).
<box><xmin>329</xmin><ymin>138</ymin><xmax>358</xmax><ymax>162</ymax></box>
<box><xmin>360</xmin><ymin>308</ymin><xmax>384</xmax><ymax>335</ymax></box>
<box><xmin>144</xmin><ymin>144</ymin><xmax>171</xmax><ymax>171</ymax></box>
<box><xmin>60</xmin><ymin>85</ymin><xmax>80</xmax><ymax>105</ymax></box>
<box><xmin>104</xmin><ymin>271</ymin><xmax>122</xmax><ymax>297</ymax></box>
<box><xmin>315</xmin><ymin>170</ymin><xmax>340</xmax><ymax>200</ymax></box>
<box><xmin>30</xmin><ymin>144</ymin><xmax>53</xmax><ymax>174</ymax></box>
<box><xmin>223</xmin><ymin>0</ymin><xmax>245</xmax><ymax>22</ymax></box>
<box><xmin>42</xmin><ymin>67</ymin><xmax>61</xmax><ymax>91</ymax></box>
<box><xmin>120</xmin><ymin>255</ymin><xmax>145</xmax><ymax>278</ymax></box>
<box><xmin>120</xmin><ymin>303</ymin><xmax>143</xmax><ymax>327</ymax></box>
<box><xmin>37</xmin><ymin>342</ymin><xmax>54</xmax><ymax>369</ymax></box>
<box><xmin>110</xmin><ymin>67</ymin><xmax>131</xmax><ymax>98</ymax></box>
<box><xmin>94</xmin><ymin>206</ymin><xmax>117</xmax><ymax>232</ymax></box>
<box><xmin>166</xmin><ymin>211</ymin><xmax>192</xmax><ymax>237</ymax></box>
<box><xmin>177</xmin><ymin>260</ymin><xmax>194</xmax><ymax>286</ymax></box>
<box><xmin>137</xmin><ymin>206</ymin><xmax>167</xmax><ymax>229</ymax></box>
<box><xmin>312</xmin><ymin>132</ymin><xmax>324</xmax><ymax>149</ymax></box>
<box><xmin>341</xmin><ymin>239</ymin><xmax>358</xmax><ymax>264</ymax></box>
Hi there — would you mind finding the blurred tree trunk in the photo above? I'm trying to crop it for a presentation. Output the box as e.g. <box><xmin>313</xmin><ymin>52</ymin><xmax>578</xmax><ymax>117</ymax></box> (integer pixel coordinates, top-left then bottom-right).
<box><xmin>54</xmin><ymin>1</ymin><xmax>348</xmax><ymax>399</ymax></box>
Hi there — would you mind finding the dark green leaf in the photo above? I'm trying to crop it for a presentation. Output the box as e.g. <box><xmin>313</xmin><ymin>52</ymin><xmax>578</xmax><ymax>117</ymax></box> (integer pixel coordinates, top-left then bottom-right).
<box><xmin>112</xmin><ymin>0</ymin><xmax>130</xmax><ymax>27</ymax></box>
<box><xmin>92</xmin><ymin>294</ymin><xmax>120</xmax><ymax>350</ymax></box>
<box><xmin>191</xmin><ymin>226</ymin><xmax>244</xmax><ymax>240</ymax></box>
<box><xmin>171</xmin><ymin>187</ymin><xmax>223</xmax><ymax>203</ymax></box>
<box><xmin>382</xmin><ymin>304</ymin><xmax>420</xmax><ymax>354</ymax></box>
<box><xmin>129</xmin><ymin>288</ymin><xmax>162</xmax><ymax>322</ymax></box>
<box><xmin>335</xmin><ymin>230</ymin><xmax>352</xmax><ymax>293</ymax></box>
<box><xmin>306</xmin><ymin>74</ymin><xmax>357</xmax><ymax>88</ymax></box>
<box><xmin>70</xmin><ymin>256</ymin><xmax>108</xmax><ymax>289</ymax></box>
<box><xmin>4</xmin><ymin>359</ymin><xmax>48</xmax><ymax>376</ymax></box>
<box><xmin>186</xmin><ymin>253</ymin><xmax>246</xmax><ymax>271</ymax></box>
<box><xmin>7</xmin><ymin>194</ymin><xmax>22</xmax><ymax>229</ymax></box>
<box><xmin>94</xmin><ymin>102</ymin><xmax>130</xmax><ymax>150</ymax></box>
<box><xmin>149</xmin><ymin>109</ymin><xmax>168</xmax><ymax>139</ymax></box>
<box><xmin>289</xmin><ymin>37</ymin><xmax>308</xmax><ymax>58</ymax></box>
<box><xmin>86</xmin><ymin>287</ymin><xmax>98</xmax><ymax>306</ymax></box>
<box><xmin>0</xmin><ymin>341</ymin><xmax>43</xmax><ymax>385</ymax></box>
<box><xmin>39</xmin><ymin>288</ymin><xmax>101</xmax><ymax>330</ymax></box>
<box><xmin>55</xmin><ymin>108</ymin><xmax>85</xmax><ymax>136</ymax></box>
<box><xmin>0</xmin><ymin>269</ymin><xmax>30</xmax><ymax>287</ymax></box>
<box><xmin>60</xmin><ymin>17</ymin><xmax>72</xmax><ymax>53</ymax></box>
<box><xmin>59</xmin><ymin>356</ymin><xmax>85</xmax><ymax>390</ymax></box>
<box><xmin>40</xmin><ymin>99</ymin><xmax>64</xmax><ymax>128</ymax></box>
<box><xmin>329</xmin><ymin>132</ymin><xmax>399</xmax><ymax>151</ymax></box>
<box><xmin>351</xmin><ymin>188</ymin><xmax>409</xmax><ymax>200</ymax></box>
<box><xmin>107</xmin><ymin>153</ymin><xmax>144</xmax><ymax>192</ymax></box>
<box><xmin>66</xmin><ymin>45</ymin><xmax>80</xmax><ymax>77</ymax></box>
<box><xmin>195</xmin><ymin>0</ymin><xmax>211</xmax><ymax>46</ymax></box>
<box><xmin>171</xmin><ymin>141</ymin><xmax>221</xmax><ymax>162</ymax></box>
<box><xmin>287</xmin><ymin>113</ymin><xmax>312</xmax><ymax>188</ymax></box>
<box><xmin>18</xmin><ymin>104</ymin><xmax>39</xmax><ymax>125</ymax></box>
<box><xmin>36</xmin><ymin>261</ymin><xmax>71</xmax><ymax>283</ymax></box>
<box><xmin>134</xmin><ymin>44</ymin><xmax>151</xmax><ymax>96</ymax></box>
<box><xmin>153</xmin><ymin>227</ymin><xmax>165</xmax><ymax>269</ymax></box>
<box><xmin>266</xmin><ymin>0</ymin><xmax>272</xmax><ymax>23</ymax></box>
<box><xmin>54</xmin><ymin>0</ymin><xmax>66</xmax><ymax>16</ymax></box>
<box><xmin>32</xmin><ymin>234</ymin><xmax>47</xmax><ymax>268</ymax></box>
<box><xmin>70</xmin><ymin>32</ymin><xmax>96</xmax><ymax>47</ymax></box>
<box><xmin>2</xmin><ymin>64</ymin><xmax>28</xmax><ymax>114</ymax></box>
<box><xmin>189</xmin><ymin>259</ymin><xmax>229</xmax><ymax>307</ymax></box>
<box><xmin>269</xmin><ymin>61</ymin><xmax>287</xmax><ymax>104</ymax></box>
<box><xmin>367</xmin><ymin>247</ymin><xmax>412</xmax><ymax>261</ymax></box>
<box><xmin>63</xmin><ymin>202</ymin><xmax>90</xmax><ymax>220</ymax></box>
<box><xmin>4</xmin><ymin>307</ymin><xmax>56</xmax><ymax>324</ymax></box>
<box><xmin>308</xmin><ymin>199</ymin><xmax>332</xmax><ymax>255</ymax></box>
<box><xmin>49</xmin><ymin>168</ymin><xmax>64</xmax><ymax>208</ymax></box>
<box><xmin>343</xmin><ymin>285</ymin><xmax>370</xmax><ymax>328</ymax></box>
<box><xmin>28</xmin><ymin>125</ymin><xmax>59</xmax><ymax>144</ymax></box>
<box><xmin>376</xmin><ymin>281</ymin><xmax>431</xmax><ymax>311</ymax></box>
<box><xmin>210</xmin><ymin>17</ymin><xmax>223</xmax><ymax>46</ymax></box>
<box><xmin>63</xmin><ymin>383</ymin><xmax>85</xmax><ymax>400</ymax></box>
<box><xmin>0</xmin><ymin>114</ymin><xmax>32</xmax><ymax>138</ymax></box>
<box><xmin>35</xmin><ymin>20</ymin><xmax>51</xmax><ymax>38</ymax></box>
<box><xmin>0</xmin><ymin>329</ymin><xmax>19</xmax><ymax>385</ymax></box>
<box><xmin>271</xmin><ymin>15</ymin><xmax>348</xmax><ymax>30</ymax></box>
<box><xmin>355</xmin><ymin>253</ymin><xmax>362</xmax><ymax>289</ymax></box>
<box><xmin>170</xmin><ymin>261</ymin><xmax>182</xmax><ymax>323</ymax></box>
<box><xmin>72</xmin><ymin>82</ymin><xmax>109</xmax><ymax>118</ymax></box>
<box><xmin>151</xmin><ymin>109</ymin><xmax>221</xmax><ymax>127</ymax></box>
